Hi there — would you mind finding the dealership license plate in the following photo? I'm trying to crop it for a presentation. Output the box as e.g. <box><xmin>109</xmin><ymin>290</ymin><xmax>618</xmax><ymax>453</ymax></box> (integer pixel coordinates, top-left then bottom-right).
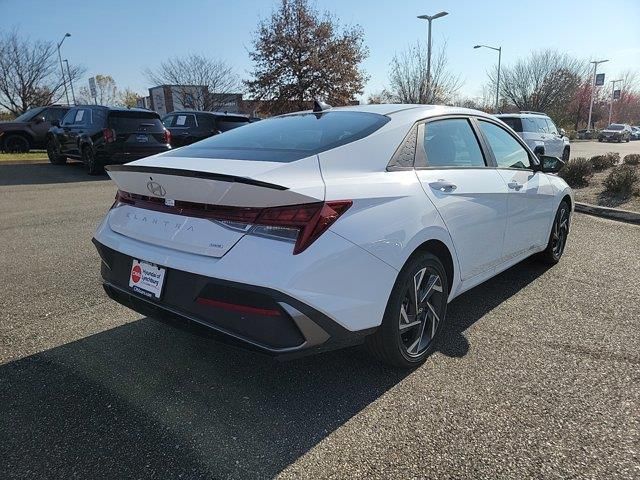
<box><xmin>136</xmin><ymin>134</ymin><xmax>149</xmax><ymax>142</ymax></box>
<box><xmin>129</xmin><ymin>259</ymin><xmax>165</xmax><ymax>299</ymax></box>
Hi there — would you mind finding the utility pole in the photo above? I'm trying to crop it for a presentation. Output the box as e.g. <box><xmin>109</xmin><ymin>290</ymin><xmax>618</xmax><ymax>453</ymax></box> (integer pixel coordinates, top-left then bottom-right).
<box><xmin>64</xmin><ymin>59</ymin><xmax>76</xmax><ymax>105</ymax></box>
<box><xmin>474</xmin><ymin>44</ymin><xmax>502</xmax><ymax>112</ymax></box>
<box><xmin>586</xmin><ymin>59</ymin><xmax>608</xmax><ymax>131</ymax></box>
<box><xmin>56</xmin><ymin>33</ymin><xmax>71</xmax><ymax>105</ymax></box>
<box><xmin>608</xmin><ymin>78</ymin><xmax>623</xmax><ymax>125</ymax></box>
<box><xmin>417</xmin><ymin>11</ymin><xmax>448</xmax><ymax>103</ymax></box>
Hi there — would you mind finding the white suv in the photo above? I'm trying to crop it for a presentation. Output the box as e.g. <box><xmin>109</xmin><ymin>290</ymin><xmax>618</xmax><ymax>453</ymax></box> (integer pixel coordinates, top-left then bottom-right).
<box><xmin>496</xmin><ymin>112</ymin><xmax>570</xmax><ymax>161</ymax></box>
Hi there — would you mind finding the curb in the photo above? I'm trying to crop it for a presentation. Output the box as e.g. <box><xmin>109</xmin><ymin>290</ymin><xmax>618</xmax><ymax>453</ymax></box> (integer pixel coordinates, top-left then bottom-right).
<box><xmin>575</xmin><ymin>202</ymin><xmax>640</xmax><ymax>225</ymax></box>
<box><xmin>0</xmin><ymin>159</ymin><xmax>48</xmax><ymax>165</ymax></box>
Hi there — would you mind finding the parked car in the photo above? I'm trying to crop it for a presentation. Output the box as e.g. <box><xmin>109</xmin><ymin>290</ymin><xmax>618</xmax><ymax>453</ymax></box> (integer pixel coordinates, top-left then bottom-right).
<box><xmin>598</xmin><ymin>123</ymin><xmax>632</xmax><ymax>142</ymax></box>
<box><xmin>93</xmin><ymin>103</ymin><xmax>573</xmax><ymax>368</ymax></box>
<box><xmin>161</xmin><ymin>111</ymin><xmax>250</xmax><ymax>148</ymax></box>
<box><xmin>47</xmin><ymin>106</ymin><xmax>171</xmax><ymax>174</ymax></box>
<box><xmin>630</xmin><ymin>126</ymin><xmax>640</xmax><ymax>140</ymax></box>
<box><xmin>576</xmin><ymin>129</ymin><xmax>594</xmax><ymax>140</ymax></box>
<box><xmin>496</xmin><ymin>111</ymin><xmax>570</xmax><ymax>160</ymax></box>
<box><xmin>0</xmin><ymin>105</ymin><xmax>70</xmax><ymax>153</ymax></box>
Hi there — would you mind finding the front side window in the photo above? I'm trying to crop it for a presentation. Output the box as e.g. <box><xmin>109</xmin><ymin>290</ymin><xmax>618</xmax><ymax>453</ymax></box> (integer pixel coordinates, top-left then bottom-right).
<box><xmin>164</xmin><ymin>111</ymin><xmax>390</xmax><ymax>162</ymax></box>
<box><xmin>422</xmin><ymin>118</ymin><xmax>485</xmax><ymax>168</ymax></box>
<box><xmin>42</xmin><ymin>108</ymin><xmax>68</xmax><ymax>122</ymax></box>
<box><xmin>479</xmin><ymin>120</ymin><xmax>531</xmax><ymax>170</ymax></box>
<box><xmin>60</xmin><ymin>109</ymin><xmax>76</xmax><ymax>126</ymax></box>
<box><xmin>174</xmin><ymin>114</ymin><xmax>197</xmax><ymax>128</ymax></box>
<box><xmin>522</xmin><ymin>118</ymin><xmax>538</xmax><ymax>133</ymax></box>
<box><xmin>73</xmin><ymin>108</ymin><xmax>90</xmax><ymax>125</ymax></box>
<box><xmin>545</xmin><ymin>118</ymin><xmax>558</xmax><ymax>135</ymax></box>
<box><xmin>533</xmin><ymin>117</ymin><xmax>549</xmax><ymax>133</ymax></box>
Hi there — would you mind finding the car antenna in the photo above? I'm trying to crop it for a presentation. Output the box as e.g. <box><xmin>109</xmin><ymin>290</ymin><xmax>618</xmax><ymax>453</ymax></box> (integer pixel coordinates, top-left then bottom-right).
<box><xmin>313</xmin><ymin>98</ymin><xmax>332</xmax><ymax>113</ymax></box>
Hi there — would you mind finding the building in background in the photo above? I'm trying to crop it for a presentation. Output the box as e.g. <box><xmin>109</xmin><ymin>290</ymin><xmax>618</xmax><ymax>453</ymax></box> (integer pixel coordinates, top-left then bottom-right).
<box><xmin>148</xmin><ymin>85</ymin><xmax>243</xmax><ymax>115</ymax></box>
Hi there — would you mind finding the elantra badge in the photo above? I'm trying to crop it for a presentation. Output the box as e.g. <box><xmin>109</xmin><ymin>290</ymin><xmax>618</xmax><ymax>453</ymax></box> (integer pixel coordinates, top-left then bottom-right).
<box><xmin>146</xmin><ymin>181</ymin><xmax>166</xmax><ymax>197</ymax></box>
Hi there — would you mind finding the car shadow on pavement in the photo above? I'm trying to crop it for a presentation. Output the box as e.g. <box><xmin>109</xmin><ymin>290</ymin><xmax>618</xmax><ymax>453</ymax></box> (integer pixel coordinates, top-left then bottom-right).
<box><xmin>0</xmin><ymin>161</ymin><xmax>109</xmax><ymax>186</ymax></box>
<box><xmin>0</xmin><ymin>259</ymin><xmax>551</xmax><ymax>479</ymax></box>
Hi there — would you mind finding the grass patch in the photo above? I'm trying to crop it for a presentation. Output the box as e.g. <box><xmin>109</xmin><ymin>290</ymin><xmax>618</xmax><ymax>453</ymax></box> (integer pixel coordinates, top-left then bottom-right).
<box><xmin>0</xmin><ymin>151</ymin><xmax>48</xmax><ymax>162</ymax></box>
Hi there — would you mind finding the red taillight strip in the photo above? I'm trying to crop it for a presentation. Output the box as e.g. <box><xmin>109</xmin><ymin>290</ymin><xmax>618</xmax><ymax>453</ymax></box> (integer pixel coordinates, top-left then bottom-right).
<box><xmin>196</xmin><ymin>297</ymin><xmax>282</xmax><ymax>317</ymax></box>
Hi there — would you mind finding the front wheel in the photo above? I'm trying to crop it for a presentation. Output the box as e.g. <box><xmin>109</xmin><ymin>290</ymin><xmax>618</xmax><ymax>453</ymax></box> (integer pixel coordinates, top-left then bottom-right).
<box><xmin>82</xmin><ymin>146</ymin><xmax>103</xmax><ymax>175</ymax></box>
<box><xmin>538</xmin><ymin>200</ymin><xmax>570</xmax><ymax>265</ymax></box>
<box><xmin>47</xmin><ymin>138</ymin><xmax>67</xmax><ymax>165</ymax></box>
<box><xmin>562</xmin><ymin>147</ymin><xmax>570</xmax><ymax>162</ymax></box>
<box><xmin>366</xmin><ymin>252</ymin><xmax>449</xmax><ymax>368</ymax></box>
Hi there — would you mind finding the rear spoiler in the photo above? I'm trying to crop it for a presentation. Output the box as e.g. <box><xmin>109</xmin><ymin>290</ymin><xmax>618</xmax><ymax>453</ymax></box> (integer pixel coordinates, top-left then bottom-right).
<box><xmin>105</xmin><ymin>165</ymin><xmax>288</xmax><ymax>191</ymax></box>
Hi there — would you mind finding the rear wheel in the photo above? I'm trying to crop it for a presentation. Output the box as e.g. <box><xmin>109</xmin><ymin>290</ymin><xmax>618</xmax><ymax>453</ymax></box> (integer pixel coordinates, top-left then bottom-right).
<box><xmin>366</xmin><ymin>252</ymin><xmax>448</xmax><ymax>368</ymax></box>
<box><xmin>562</xmin><ymin>147</ymin><xmax>570</xmax><ymax>162</ymax></box>
<box><xmin>3</xmin><ymin>134</ymin><xmax>30</xmax><ymax>153</ymax></box>
<box><xmin>82</xmin><ymin>146</ymin><xmax>103</xmax><ymax>175</ymax></box>
<box><xmin>538</xmin><ymin>200</ymin><xmax>570</xmax><ymax>265</ymax></box>
<box><xmin>47</xmin><ymin>137</ymin><xmax>67</xmax><ymax>165</ymax></box>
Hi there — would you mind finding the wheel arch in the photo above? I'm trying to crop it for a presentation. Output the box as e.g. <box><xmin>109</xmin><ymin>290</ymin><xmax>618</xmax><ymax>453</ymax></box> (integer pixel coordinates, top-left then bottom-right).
<box><xmin>1</xmin><ymin>130</ymin><xmax>33</xmax><ymax>150</ymax></box>
<box><xmin>411</xmin><ymin>239</ymin><xmax>455</xmax><ymax>295</ymax></box>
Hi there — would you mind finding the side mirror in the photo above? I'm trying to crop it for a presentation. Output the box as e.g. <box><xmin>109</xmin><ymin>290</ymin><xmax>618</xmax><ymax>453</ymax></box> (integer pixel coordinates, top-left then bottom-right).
<box><xmin>539</xmin><ymin>155</ymin><xmax>565</xmax><ymax>174</ymax></box>
<box><xmin>51</xmin><ymin>119</ymin><xmax>60</xmax><ymax>128</ymax></box>
<box><xmin>34</xmin><ymin>116</ymin><xmax>45</xmax><ymax>124</ymax></box>
<box><xmin>533</xmin><ymin>145</ymin><xmax>545</xmax><ymax>160</ymax></box>
<box><xmin>559</xmin><ymin>128</ymin><xmax>566</xmax><ymax>137</ymax></box>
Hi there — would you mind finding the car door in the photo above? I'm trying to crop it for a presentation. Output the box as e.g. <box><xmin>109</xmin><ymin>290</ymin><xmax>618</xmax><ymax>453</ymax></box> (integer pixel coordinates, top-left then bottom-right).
<box><xmin>476</xmin><ymin>119</ymin><xmax>556</xmax><ymax>261</ymax></box>
<box><xmin>57</xmin><ymin>108</ymin><xmax>77</xmax><ymax>155</ymax></box>
<box><xmin>66</xmin><ymin>108</ymin><xmax>91</xmax><ymax>157</ymax></box>
<box><xmin>414</xmin><ymin>117</ymin><xmax>509</xmax><ymax>282</ymax></box>
<box><xmin>168</xmin><ymin>113</ymin><xmax>197</xmax><ymax>147</ymax></box>
<box><xmin>544</xmin><ymin>118</ymin><xmax>564</xmax><ymax>157</ymax></box>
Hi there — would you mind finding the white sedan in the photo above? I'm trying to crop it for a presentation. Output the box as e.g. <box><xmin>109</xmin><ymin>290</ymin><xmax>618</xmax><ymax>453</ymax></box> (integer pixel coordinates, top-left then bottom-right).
<box><xmin>93</xmin><ymin>103</ymin><xmax>573</xmax><ymax>368</ymax></box>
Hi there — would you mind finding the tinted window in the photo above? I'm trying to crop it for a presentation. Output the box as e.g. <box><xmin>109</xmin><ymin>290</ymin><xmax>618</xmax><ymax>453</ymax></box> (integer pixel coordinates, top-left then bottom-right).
<box><xmin>217</xmin><ymin>116</ymin><xmax>250</xmax><ymax>132</ymax></box>
<box><xmin>423</xmin><ymin>119</ymin><xmax>485</xmax><ymax>168</ymax></box>
<box><xmin>108</xmin><ymin>111</ymin><xmax>164</xmax><ymax>132</ymax></box>
<box><xmin>479</xmin><ymin>120</ymin><xmax>531</xmax><ymax>169</ymax></box>
<box><xmin>14</xmin><ymin>107</ymin><xmax>45</xmax><ymax>122</ymax></box>
<box><xmin>174</xmin><ymin>114</ymin><xmax>197</xmax><ymax>128</ymax></box>
<box><xmin>72</xmin><ymin>108</ymin><xmax>91</xmax><ymax>125</ymax></box>
<box><xmin>60</xmin><ymin>109</ymin><xmax>76</xmax><ymax>126</ymax></box>
<box><xmin>196</xmin><ymin>114</ymin><xmax>216</xmax><ymax>131</ymax></box>
<box><xmin>499</xmin><ymin>117</ymin><xmax>522</xmax><ymax>132</ymax></box>
<box><xmin>162</xmin><ymin>115</ymin><xmax>175</xmax><ymax>127</ymax></box>
<box><xmin>165</xmin><ymin>111</ymin><xmax>390</xmax><ymax>162</ymax></box>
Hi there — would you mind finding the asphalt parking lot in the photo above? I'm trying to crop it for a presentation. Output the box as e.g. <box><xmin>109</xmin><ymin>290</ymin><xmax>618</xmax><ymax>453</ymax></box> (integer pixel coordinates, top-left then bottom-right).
<box><xmin>570</xmin><ymin>139</ymin><xmax>640</xmax><ymax>159</ymax></box>
<box><xmin>0</xmin><ymin>162</ymin><xmax>639</xmax><ymax>479</ymax></box>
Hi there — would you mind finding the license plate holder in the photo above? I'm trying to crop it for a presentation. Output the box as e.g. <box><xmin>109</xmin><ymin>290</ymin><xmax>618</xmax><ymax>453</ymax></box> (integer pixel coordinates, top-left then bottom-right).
<box><xmin>129</xmin><ymin>259</ymin><xmax>166</xmax><ymax>299</ymax></box>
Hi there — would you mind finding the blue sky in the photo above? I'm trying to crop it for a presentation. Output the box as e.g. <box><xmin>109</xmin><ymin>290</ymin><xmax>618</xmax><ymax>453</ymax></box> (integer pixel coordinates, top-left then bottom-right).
<box><xmin>2</xmin><ymin>0</ymin><xmax>639</xmax><ymax>101</ymax></box>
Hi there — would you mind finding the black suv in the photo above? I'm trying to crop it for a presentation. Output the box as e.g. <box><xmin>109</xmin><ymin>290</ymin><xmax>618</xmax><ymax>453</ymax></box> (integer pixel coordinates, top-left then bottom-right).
<box><xmin>47</xmin><ymin>106</ymin><xmax>171</xmax><ymax>174</ymax></box>
<box><xmin>0</xmin><ymin>105</ymin><xmax>70</xmax><ymax>152</ymax></box>
<box><xmin>161</xmin><ymin>110</ymin><xmax>250</xmax><ymax>148</ymax></box>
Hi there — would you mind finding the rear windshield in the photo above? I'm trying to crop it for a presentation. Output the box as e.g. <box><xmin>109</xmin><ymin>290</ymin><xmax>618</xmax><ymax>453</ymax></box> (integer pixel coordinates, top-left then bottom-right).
<box><xmin>499</xmin><ymin>117</ymin><xmax>522</xmax><ymax>132</ymax></box>
<box><xmin>164</xmin><ymin>111</ymin><xmax>390</xmax><ymax>162</ymax></box>
<box><xmin>108</xmin><ymin>111</ymin><xmax>164</xmax><ymax>132</ymax></box>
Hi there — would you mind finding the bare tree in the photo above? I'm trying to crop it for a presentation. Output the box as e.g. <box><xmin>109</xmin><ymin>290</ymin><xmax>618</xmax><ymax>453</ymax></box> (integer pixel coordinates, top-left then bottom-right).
<box><xmin>246</xmin><ymin>0</ymin><xmax>368</xmax><ymax>115</ymax></box>
<box><xmin>388</xmin><ymin>40</ymin><xmax>462</xmax><ymax>104</ymax></box>
<box><xmin>0</xmin><ymin>29</ymin><xmax>84</xmax><ymax>115</ymax></box>
<box><xmin>76</xmin><ymin>74</ymin><xmax>118</xmax><ymax>105</ymax></box>
<box><xmin>145</xmin><ymin>54</ymin><xmax>239</xmax><ymax>111</ymax></box>
<box><xmin>366</xmin><ymin>89</ymin><xmax>395</xmax><ymax>104</ymax></box>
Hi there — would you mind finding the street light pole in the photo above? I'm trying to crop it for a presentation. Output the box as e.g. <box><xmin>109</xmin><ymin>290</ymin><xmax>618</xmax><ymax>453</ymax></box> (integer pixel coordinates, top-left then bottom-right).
<box><xmin>57</xmin><ymin>33</ymin><xmax>71</xmax><ymax>105</ymax></box>
<box><xmin>608</xmin><ymin>78</ymin><xmax>623</xmax><ymax>125</ymax></box>
<box><xmin>474</xmin><ymin>44</ymin><xmax>502</xmax><ymax>112</ymax></box>
<box><xmin>586</xmin><ymin>59</ymin><xmax>608</xmax><ymax>131</ymax></box>
<box><xmin>64</xmin><ymin>59</ymin><xmax>76</xmax><ymax>105</ymax></box>
<box><xmin>417</xmin><ymin>11</ymin><xmax>448</xmax><ymax>103</ymax></box>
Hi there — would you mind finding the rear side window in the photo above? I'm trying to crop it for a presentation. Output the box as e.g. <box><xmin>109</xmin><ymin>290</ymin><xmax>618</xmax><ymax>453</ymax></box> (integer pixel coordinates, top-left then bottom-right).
<box><xmin>216</xmin><ymin>116</ymin><xmax>250</xmax><ymax>132</ymax></box>
<box><xmin>422</xmin><ymin>118</ymin><xmax>485</xmax><ymax>168</ymax></box>
<box><xmin>108</xmin><ymin>111</ymin><xmax>164</xmax><ymax>132</ymax></box>
<box><xmin>499</xmin><ymin>117</ymin><xmax>522</xmax><ymax>132</ymax></box>
<box><xmin>165</xmin><ymin>111</ymin><xmax>390</xmax><ymax>162</ymax></box>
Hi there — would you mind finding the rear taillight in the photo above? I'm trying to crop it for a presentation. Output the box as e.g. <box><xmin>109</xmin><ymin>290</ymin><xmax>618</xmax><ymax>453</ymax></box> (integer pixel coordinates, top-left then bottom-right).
<box><xmin>163</xmin><ymin>129</ymin><xmax>171</xmax><ymax>144</ymax></box>
<box><xmin>111</xmin><ymin>190</ymin><xmax>351</xmax><ymax>254</ymax></box>
<box><xmin>103</xmin><ymin>128</ymin><xmax>116</xmax><ymax>143</ymax></box>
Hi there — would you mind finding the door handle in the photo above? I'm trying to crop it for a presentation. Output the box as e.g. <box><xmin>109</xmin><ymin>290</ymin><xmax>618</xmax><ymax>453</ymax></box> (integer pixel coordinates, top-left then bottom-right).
<box><xmin>429</xmin><ymin>180</ymin><xmax>457</xmax><ymax>192</ymax></box>
<box><xmin>508</xmin><ymin>181</ymin><xmax>523</xmax><ymax>191</ymax></box>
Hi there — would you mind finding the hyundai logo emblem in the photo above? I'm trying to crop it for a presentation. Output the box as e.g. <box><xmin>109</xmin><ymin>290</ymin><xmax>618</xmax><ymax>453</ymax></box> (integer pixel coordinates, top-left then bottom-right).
<box><xmin>146</xmin><ymin>181</ymin><xmax>166</xmax><ymax>197</ymax></box>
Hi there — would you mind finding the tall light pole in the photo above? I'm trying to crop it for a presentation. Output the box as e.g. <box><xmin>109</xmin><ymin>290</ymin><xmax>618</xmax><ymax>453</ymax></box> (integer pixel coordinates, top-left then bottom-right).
<box><xmin>64</xmin><ymin>59</ymin><xmax>76</xmax><ymax>105</ymax></box>
<box><xmin>417</xmin><ymin>11</ymin><xmax>448</xmax><ymax>103</ymax></box>
<box><xmin>586</xmin><ymin>59</ymin><xmax>608</xmax><ymax>131</ymax></box>
<box><xmin>57</xmin><ymin>33</ymin><xmax>71</xmax><ymax>105</ymax></box>
<box><xmin>608</xmin><ymin>78</ymin><xmax>623</xmax><ymax>125</ymax></box>
<box><xmin>474</xmin><ymin>44</ymin><xmax>502</xmax><ymax>113</ymax></box>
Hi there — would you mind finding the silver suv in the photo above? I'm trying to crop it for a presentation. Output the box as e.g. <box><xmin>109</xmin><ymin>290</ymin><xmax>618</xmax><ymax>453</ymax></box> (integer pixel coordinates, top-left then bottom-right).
<box><xmin>496</xmin><ymin>112</ymin><xmax>570</xmax><ymax>161</ymax></box>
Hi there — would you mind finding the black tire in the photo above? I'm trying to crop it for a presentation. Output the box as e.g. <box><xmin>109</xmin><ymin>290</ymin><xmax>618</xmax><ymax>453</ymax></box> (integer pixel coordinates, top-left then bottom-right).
<box><xmin>562</xmin><ymin>147</ymin><xmax>570</xmax><ymax>162</ymax></box>
<box><xmin>47</xmin><ymin>137</ymin><xmax>67</xmax><ymax>165</ymax></box>
<box><xmin>2</xmin><ymin>134</ymin><xmax>30</xmax><ymax>153</ymax></box>
<box><xmin>82</xmin><ymin>145</ymin><xmax>103</xmax><ymax>175</ymax></box>
<box><xmin>538</xmin><ymin>200</ymin><xmax>570</xmax><ymax>265</ymax></box>
<box><xmin>366</xmin><ymin>251</ymin><xmax>449</xmax><ymax>368</ymax></box>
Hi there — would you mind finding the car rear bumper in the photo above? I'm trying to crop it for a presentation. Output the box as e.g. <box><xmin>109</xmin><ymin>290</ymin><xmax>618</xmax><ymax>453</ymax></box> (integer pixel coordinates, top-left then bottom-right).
<box><xmin>97</xmin><ymin>146</ymin><xmax>171</xmax><ymax>163</ymax></box>
<box><xmin>93</xmin><ymin>239</ymin><xmax>375</xmax><ymax>357</ymax></box>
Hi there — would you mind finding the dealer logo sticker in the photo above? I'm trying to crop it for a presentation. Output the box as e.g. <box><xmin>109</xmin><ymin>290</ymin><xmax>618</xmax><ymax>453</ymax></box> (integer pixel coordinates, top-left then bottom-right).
<box><xmin>131</xmin><ymin>264</ymin><xmax>142</xmax><ymax>283</ymax></box>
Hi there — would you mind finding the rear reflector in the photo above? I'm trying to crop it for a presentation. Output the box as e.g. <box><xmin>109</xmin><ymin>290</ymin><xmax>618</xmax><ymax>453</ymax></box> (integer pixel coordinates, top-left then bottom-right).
<box><xmin>163</xmin><ymin>128</ymin><xmax>171</xmax><ymax>144</ymax></box>
<box><xmin>113</xmin><ymin>191</ymin><xmax>351</xmax><ymax>254</ymax></box>
<box><xmin>196</xmin><ymin>297</ymin><xmax>282</xmax><ymax>317</ymax></box>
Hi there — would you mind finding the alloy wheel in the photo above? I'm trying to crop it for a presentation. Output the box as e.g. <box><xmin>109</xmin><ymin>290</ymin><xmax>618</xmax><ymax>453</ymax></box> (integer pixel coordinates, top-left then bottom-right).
<box><xmin>398</xmin><ymin>267</ymin><xmax>445</xmax><ymax>358</ymax></box>
<box><xmin>551</xmin><ymin>206</ymin><xmax>569</xmax><ymax>258</ymax></box>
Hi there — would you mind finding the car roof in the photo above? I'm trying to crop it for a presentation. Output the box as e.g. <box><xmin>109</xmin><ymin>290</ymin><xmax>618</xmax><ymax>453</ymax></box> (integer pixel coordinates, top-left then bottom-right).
<box><xmin>167</xmin><ymin>110</ymin><xmax>249</xmax><ymax>118</ymax></box>
<box><xmin>73</xmin><ymin>105</ymin><xmax>158</xmax><ymax>114</ymax></box>
<box><xmin>496</xmin><ymin>112</ymin><xmax>549</xmax><ymax>118</ymax></box>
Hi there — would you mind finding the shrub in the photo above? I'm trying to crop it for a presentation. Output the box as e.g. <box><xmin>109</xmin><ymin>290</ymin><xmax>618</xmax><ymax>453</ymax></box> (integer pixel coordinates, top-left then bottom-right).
<box><xmin>603</xmin><ymin>165</ymin><xmax>639</xmax><ymax>197</ymax></box>
<box><xmin>559</xmin><ymin>157</ymin><xmax>593</xmax><ymax>187</ymax></box>
<box><xmin>590</xmin><ymin>152</ymin><xmax>620</xmax><ymax>171</ymax></box>
<box><xmin>623</xmin><ymin>154</ymin><xmax>640</xmax><ymax>166</ymax></box>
